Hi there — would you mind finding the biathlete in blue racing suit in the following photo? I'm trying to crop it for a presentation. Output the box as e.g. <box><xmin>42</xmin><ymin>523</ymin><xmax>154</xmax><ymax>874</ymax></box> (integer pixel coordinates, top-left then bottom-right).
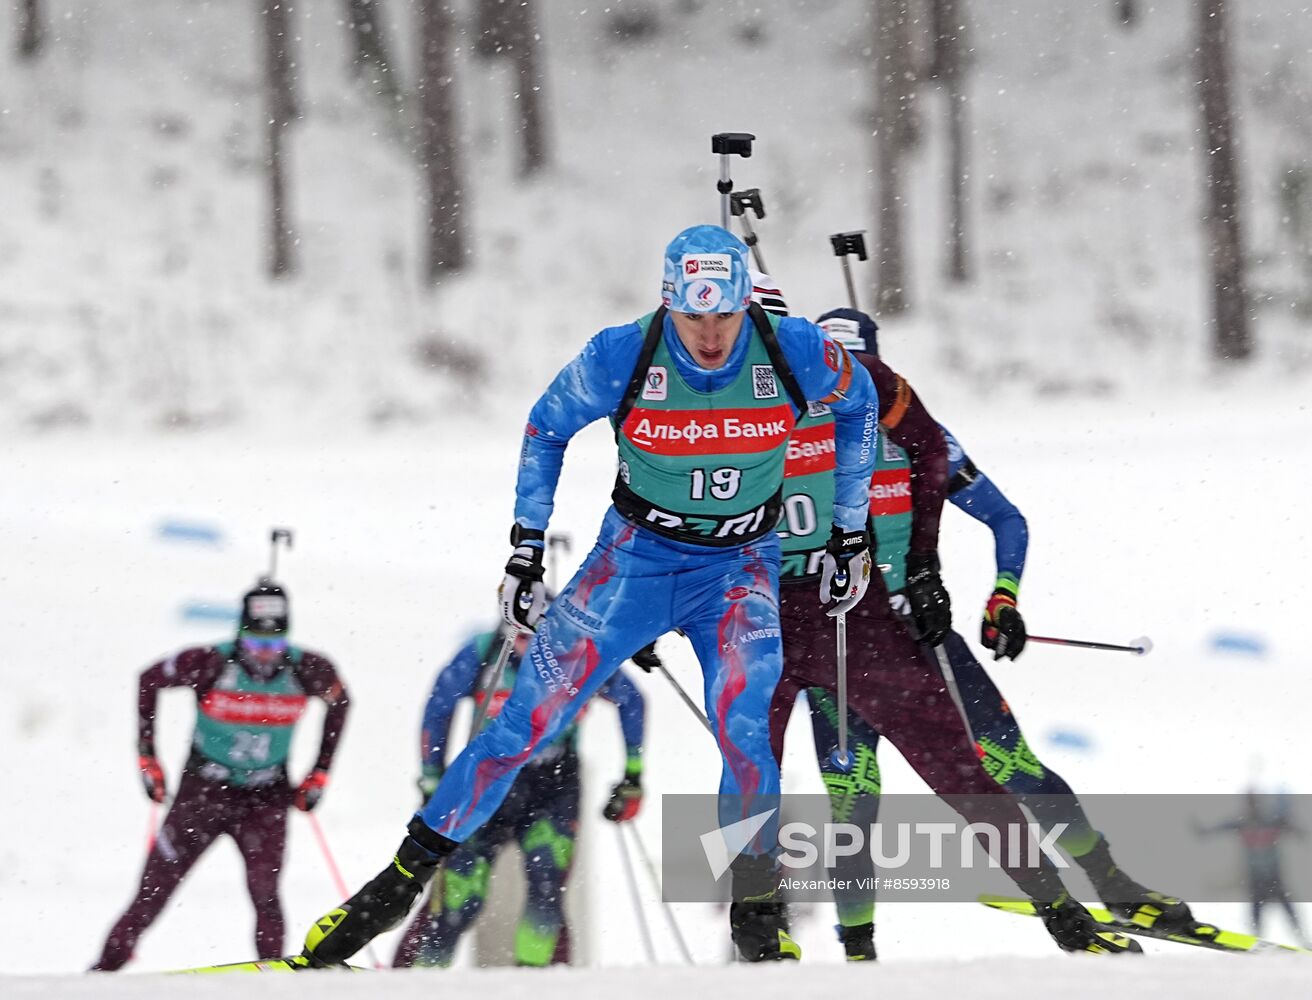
<box><xmin>301</xmin><ymin>224</ymin><xmax>880</xmax><ymax>965</ymax></box>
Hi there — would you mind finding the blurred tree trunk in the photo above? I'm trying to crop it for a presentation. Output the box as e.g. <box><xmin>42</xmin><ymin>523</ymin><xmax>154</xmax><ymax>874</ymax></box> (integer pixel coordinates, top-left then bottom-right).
<box><xmin>873</xmin><ymin>0</ymin><xmax>917</xmax><ymax>314</ymax></box>
<box><xmin>1278</xmin><ymin>165</ymin><xmax>1312</xmax><ymax>315</ymax></box>
<box><xmin>1196</xmin><ymin>0</ymin><xmax>1251</xmax><ymax>361</ymax></box>
<box><xmin>929</xmin><ymin>0</ymin><xmax>969</xmax><ymax>283</ymax></box>
<box><xmin>1116</xmin><ymin>0</ymin><xmax>1137</xmax><ymax>27</ymax></box>
<box><xmin>260</xmin><ymin>1</ymin><xmax>299</xmax><ymax>278</ymax></box>
<box><xmin>474</xmin><ymin>0</ymin><xmax>511</xmax><ymax>57</ymax></box>
<box><xmin>509</xmin><ymin>0</ymin><xmax>548</xmax><ymax>175</ymax></box>
<box><xmin>17</xmin><ymin>0</ymin><xmax>44</xmax><ymax>59</ymax></box>
<box><xmin>472</xmin><ymin>1</ymin><xmax>549</xmax><ymax>175</ymax></box>
<box><xmin>418</xmin><ymin>0</ymin><xmax>466</xmax><ymax>281</ymax></box>
<box><xmin>343</xmin><ymin>0</ymin><xmax>400</xmax><ymax>103</ymax></box>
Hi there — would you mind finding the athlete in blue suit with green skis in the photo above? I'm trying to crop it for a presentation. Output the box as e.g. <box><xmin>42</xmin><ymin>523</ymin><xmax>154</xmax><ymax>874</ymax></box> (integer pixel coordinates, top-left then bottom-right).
<box><xmin>301</xmin><ymin>224</ymin><xmax>881</xmax><ymax>965</ymax></box>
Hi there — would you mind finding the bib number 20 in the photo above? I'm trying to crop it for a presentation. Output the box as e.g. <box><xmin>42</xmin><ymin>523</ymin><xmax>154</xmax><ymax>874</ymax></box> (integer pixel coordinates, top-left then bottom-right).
<box><xmin>690</xmin><ymin>467</ymin><xmax>742</xmax><ymax>501</ymax></box>
<box><xmin>776</xmin><ymin>493</ymin><xmax>817</xmax><ymax>539</ymax></box>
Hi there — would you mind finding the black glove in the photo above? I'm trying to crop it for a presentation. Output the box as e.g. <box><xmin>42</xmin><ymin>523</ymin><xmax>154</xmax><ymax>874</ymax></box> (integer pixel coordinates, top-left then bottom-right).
<box><xmin>818</xmin><ymin>525</ymin><xmax>874</xmax><ymax>616</ymax></box>
<box><xmin>630</xmin><ymin>642</ymin><xmax>662</xmax><ymax>674</ymax></box>
<box><xmin>904</xmin><ymin>552</ymin><xmax>952</xmax><ymax>645</ymax></box>
<box><xmin>603</xmin><ymin>775</ymin><xmax>643</xmax><ymax>822</ymax></box>
<box><xmin>981</xmin><ymin>588</ymin><xmax>1027</xmax><ymax>660</ymax></box>
<box><xmin>499</xmin><ymin>526</ymin><xmax>547</xmax><ymax>629</ymax></box>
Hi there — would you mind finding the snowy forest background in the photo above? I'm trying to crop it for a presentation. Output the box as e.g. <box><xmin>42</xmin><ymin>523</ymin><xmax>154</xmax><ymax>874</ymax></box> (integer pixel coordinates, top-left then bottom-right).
<box><xmin>3</xmin><ymin>0</ymin><xmax>1311</xmax><ymax>432</ymax></box>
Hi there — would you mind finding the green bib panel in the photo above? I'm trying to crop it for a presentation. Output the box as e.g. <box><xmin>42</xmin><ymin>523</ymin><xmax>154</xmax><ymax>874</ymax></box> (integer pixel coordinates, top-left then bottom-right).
<box><xmin>612</xmin><ymin>312</ymin><xmax>796</xmax><ymax>546</ymax></box>
<box><xmin>778</xmin><ymin>403</ymin><xmax>838</xmax><ymax>581</ymax></box>
<box><xmin>778</xmin><ymin>421</ymin><xmax>913</xmax><ymax>588</ymax></box>
<box><xmin>192</xmin><ymin>644</ymin><xmax>308</xmax><ymax>785</ymax></box>
<box><xmin>869</xmin><ymin>435</ymin><xmax>913</xmax><ymax>591</ymax></box>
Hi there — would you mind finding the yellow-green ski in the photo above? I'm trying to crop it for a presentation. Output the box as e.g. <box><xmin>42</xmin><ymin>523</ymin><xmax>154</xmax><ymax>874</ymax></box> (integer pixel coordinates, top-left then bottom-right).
<box><xmin>981</xmin><ymin>894</ymin><xmax>1312</xmax><ymax>955</ymax></box>
<box><xmin>168</xmin><ymin>954</ymin><xmax>364</xmax><ymax>974</ymax></box>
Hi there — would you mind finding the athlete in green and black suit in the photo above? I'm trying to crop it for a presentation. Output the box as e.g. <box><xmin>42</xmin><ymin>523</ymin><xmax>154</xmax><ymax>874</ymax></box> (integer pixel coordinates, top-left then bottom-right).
<box><xmin>393</xmin><ymin>625</ymin><xmax>646</xmax><ymax>968</ymax></box>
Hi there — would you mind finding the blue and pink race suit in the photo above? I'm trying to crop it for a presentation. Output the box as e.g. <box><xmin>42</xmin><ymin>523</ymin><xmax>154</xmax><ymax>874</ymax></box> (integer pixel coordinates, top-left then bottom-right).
<box><xmin>418</xmin><ymin>307</ymin><xmax>877</xmax><ymax>850</ymax></box>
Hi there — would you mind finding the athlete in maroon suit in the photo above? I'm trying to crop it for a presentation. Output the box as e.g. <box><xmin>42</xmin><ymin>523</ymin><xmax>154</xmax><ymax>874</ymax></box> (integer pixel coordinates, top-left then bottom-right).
<box><xmin>767</xmin><ymin>297</ymin><xmax>1138</xmax><ymax>953</ymax></box>
<box><xmin>92</xmin><ymin>581</ymin><xmax>350</xmax><ymax>971</ymax></box>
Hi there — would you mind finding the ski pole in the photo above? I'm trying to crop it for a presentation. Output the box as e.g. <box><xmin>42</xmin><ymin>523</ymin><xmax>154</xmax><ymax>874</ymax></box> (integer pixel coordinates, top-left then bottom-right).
<box><xmin>655</xmin><ymin>662</ymin><xmax>714</xmax><ymax>737</ymax></box>
<box><xmin>470</xmin><ymin>629</ymin><xmax>518</xmax><ymax>736</ymax></box>
<box><xmin>829</xmin><ymin>612</ymin><xmax>854</xmax><ymax>772</ymax></box>
<box><xmin>305</xmin><ymin>812</ymin><xmax>352</xmax><ymax>900</ymax></box>
<box><xmin>615</xmin><ymin>823</ymin><xmax>658</xmax><ymax>964</ymax></box>
<box><xmin>1027</xmin><ymin>634</ymin><xmax>1153</xmax><ymax>656</ymax></box>
<box><xmin>546</xmin><ymin>532</ymin><xmax>573</xmax><ymax>595</ymax></box>
<box><xmin>930</xmin><ymin>642</ymin><xmax>977</xmax><ymax>748</ymax></box>
<box><xmin>304</xmin><ymin>812</ymin><xmax>384</xmax><ymax>970</ymax></box>
<box><xmin>625</xmin><ymin>822</ymin><xmax>695</xmax><ymax>964</ymax></box>
<box><xmin>267</xmin><ymin>527</ymin><xmax>294</xmax><ymax>579</ymax></box>
<box><xmin>829</xmin><ymin>232</ymin><xmax>868</xmax><ymax>310</ymax></box>
<box><xmin>710</xmin><ymin>132</ymin><xmax>755</xmax><ymax>229</ymax></box>
<box><xmin>729</xmin><ymin>188</ymin><xmax>768</xmax><ymax>273</ymax></box>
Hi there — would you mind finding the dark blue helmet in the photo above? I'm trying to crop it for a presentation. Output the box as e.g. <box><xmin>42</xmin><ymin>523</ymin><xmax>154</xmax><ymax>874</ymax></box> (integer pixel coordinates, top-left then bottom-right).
<box><xmin>816</xmin><ymin>308</ymin><xmax>879</xmax><ymax>357</ymax></box>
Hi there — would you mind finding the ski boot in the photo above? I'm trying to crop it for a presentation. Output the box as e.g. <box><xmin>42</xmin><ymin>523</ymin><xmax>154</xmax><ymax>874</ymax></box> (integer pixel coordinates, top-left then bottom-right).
<box><xmin>728</xmin><ymin>854</ymin><xmax>801</xmax><ymax>962</ymax></box>
<box><xmin>836</xmin><ymin>922</ymin><xmax>877</xmax><ymax>961</ymax></box>
<box><xmin>303</xmin><ymin>821</ymin><xmax>452</xmax><ymax>967</ymax></box>
<box><xmin>1038</xmin><ymin>892</ymin><xmax>1142</xmax><ymax>955</ymax></box>
<box><xmin>730</xmin><ymin>899</ymin><xmax>801</xmax><ymax>962</ymax></box>
<box><xmin>1079</xmin><ymin>836</ymin><xmax>1195</xmax><ymax>932</ymax></box>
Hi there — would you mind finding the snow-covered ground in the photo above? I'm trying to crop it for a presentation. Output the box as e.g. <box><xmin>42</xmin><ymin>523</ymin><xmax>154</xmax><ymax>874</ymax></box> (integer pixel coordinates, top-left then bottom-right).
<box><xmin>8</xmin><ymin>956</ymin><xmax>1312</xmax><ymax>1000</ymax></box>
<box><xmin>2</xmin><ymin>388</ymin><xmax>1310</xmax><ymax>985</ymax></box>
